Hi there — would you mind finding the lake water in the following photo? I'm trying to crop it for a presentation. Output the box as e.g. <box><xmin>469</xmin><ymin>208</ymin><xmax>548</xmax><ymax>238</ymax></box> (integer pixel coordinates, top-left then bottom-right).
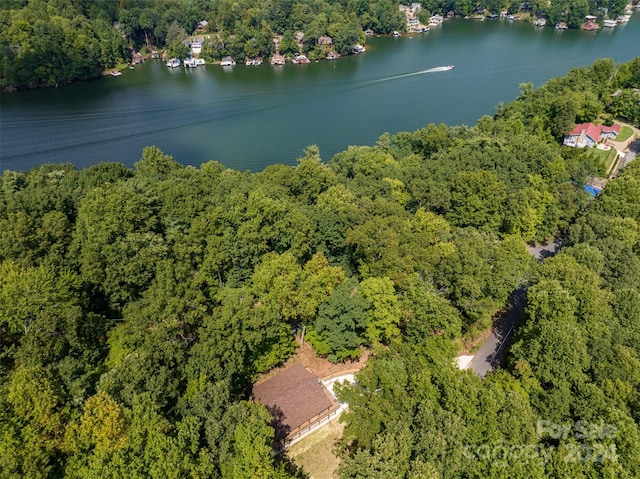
<box><xmin>2</xmin><ymin>16</ymin><xmax>639</xmax><ymax>172</ymax></box>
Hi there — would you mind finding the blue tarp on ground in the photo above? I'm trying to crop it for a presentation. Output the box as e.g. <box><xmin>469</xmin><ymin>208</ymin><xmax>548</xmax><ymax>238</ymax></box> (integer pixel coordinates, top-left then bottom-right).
<box><xmin>584</xmin><ymin>185</ymin><xmax>601</xmax><ymax>196</ymax></box>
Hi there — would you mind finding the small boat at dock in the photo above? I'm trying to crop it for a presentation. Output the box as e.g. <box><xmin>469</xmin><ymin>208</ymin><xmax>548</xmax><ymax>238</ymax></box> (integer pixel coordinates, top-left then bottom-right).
<box><xmin>110</xmin><ymin>70</ymin><xmax>122</xmax><ymax>77</ymax></box>
<box><xmin>183</xmin><ymin>57</ymin><xmax>198</xmax><ymax>68</ymax></box>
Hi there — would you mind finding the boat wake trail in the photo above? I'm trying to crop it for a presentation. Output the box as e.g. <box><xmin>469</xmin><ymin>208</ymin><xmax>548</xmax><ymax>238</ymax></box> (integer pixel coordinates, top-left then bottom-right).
<box><xmin>367</xmin><ymin>66</ymin><xmax>453</xmax><ymax>84</ymax></box>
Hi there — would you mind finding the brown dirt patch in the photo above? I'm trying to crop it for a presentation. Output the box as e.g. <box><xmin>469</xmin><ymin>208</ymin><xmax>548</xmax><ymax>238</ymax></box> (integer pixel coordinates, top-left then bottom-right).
<box><xmin>258</xmin><ymin>340</ymin><xmax>369</xmax><ymax>383</ymax></box>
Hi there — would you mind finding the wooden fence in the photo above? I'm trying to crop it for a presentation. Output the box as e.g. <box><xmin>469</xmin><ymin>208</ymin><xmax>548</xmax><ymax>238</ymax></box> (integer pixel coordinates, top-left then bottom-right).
<box><xmin>284</xmin><ymin>403</ymin><xmax>342</xmax><ymax>447</ymax></box>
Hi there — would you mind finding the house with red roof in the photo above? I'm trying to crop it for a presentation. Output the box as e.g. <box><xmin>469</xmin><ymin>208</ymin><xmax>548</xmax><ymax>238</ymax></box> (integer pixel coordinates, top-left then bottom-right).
<box><xmin>563</xmin><ymin>122</ymin><xmax>620</xmax><ymax>148</ymax></box>
<box><xmin>599</xmin><ymin>124</ymin><xmax>622</xmax><ymax>139</ymax></box>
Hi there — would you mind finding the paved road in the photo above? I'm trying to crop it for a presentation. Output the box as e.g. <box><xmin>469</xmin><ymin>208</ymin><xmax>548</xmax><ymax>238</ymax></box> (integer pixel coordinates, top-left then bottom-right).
<box><xmin>468</xmin><ymin>287</ymin><xmax>526</xmax><ymax>377</ymax></box>
<box><xmin>620</xmin><ymin>139</ymin><xmax>640</xmax><ymax>169</ymax></box>
<box><xmin>465</xmin><ymin>239</ymin><xmax>562</xmax><ymax>377</ymax></box>
<box><xmin>464</xmin><ymin>130</ymin><xmax>637</xmax><ymax>377</ymax></box>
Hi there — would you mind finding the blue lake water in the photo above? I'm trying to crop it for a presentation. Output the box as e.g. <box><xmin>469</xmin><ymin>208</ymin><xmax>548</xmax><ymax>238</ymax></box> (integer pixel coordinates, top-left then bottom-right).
<box><xmin>1</xmin><ymin>16</ymin><xmax>639</xmax><ymax>172</ymax></box>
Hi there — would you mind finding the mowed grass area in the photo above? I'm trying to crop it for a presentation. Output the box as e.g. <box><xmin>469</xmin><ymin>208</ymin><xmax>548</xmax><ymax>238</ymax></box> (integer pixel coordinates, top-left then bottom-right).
<box><xmin>603</xmin><ymin>148</ymin><xmax>619</xmax><ymax>175</ymax></box>
<box><xmin>288</xmin><ymin>419</ymin><xmax>345</xmax><ymax>479</ymax></box>
<box><xmin>616</xmin><ymin>125</ymin><xmax>634</xmax><ymax>142</ymax></box>
<box><xmin>591</xmin><ymin>147</ymin><xmax>618</xmax><ymax>175</ymax></box>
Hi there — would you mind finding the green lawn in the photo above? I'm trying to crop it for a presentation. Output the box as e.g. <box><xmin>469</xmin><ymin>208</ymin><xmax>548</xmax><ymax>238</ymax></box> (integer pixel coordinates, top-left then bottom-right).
<box><xmin>604</xmin><ymin>148</ymin><xmax>618</xmax><ymax>175</ymax></box>
<box><xmin>591</xmin><ymin>147</ymin><xmax>618</xmax><ymax>175</ymax></box>
<box><xmin>288</xmin><ymin>419</ymin><xmax>345</xmax><ymax>479</ymax></box>
<box><xmin>616</xmin><ymin>126</ymin><xmax>634</xmax><ymax>142</ymax></box>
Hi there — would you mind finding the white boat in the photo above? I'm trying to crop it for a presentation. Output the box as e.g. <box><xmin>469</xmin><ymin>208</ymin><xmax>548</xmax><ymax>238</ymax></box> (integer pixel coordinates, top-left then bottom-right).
<box><xmin>166</xmin><ymin>58</ymin><xmax>180</xmax><ymax>68</ymax></box>
<box><xmin>110</xmin><ymin>70</ymin><xmax>122</xmax><ymax>77</ymax></box>
<box><xmin>393</xmin><ymin>31</ymin><xmax>402</xmax><ymax>37</ymax></box>
<box><xmin>444</xmin><ymin>65</ymin><xmax>454</xmax><ymax>70</ymax></box>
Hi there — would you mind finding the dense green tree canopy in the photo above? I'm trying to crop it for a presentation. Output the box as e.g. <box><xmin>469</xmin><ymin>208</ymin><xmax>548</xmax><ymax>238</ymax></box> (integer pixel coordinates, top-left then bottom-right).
<box><xmin>1</xmin><ymin>56</ymin><xmax>640</xmax><ymax>477</ymax></box>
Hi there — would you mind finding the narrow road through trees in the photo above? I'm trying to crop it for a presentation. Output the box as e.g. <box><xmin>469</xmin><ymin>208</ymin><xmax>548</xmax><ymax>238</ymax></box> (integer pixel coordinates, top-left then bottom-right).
<box><xmin>462</xmin><ymin>239</ymin><xmax>562</xmax><ymax>377</ymax></box>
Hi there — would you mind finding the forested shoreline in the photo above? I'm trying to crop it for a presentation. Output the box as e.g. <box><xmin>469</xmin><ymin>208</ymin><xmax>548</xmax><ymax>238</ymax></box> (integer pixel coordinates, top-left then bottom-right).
<box><xmin>1</xmin><ymin>0</ymin><xmax>636</xmax><ymax>90</ymax></box>
<box><xmin>1</xmin><ymin>55</ymin><xmax>640</xmax><ymax>477</ymax></box>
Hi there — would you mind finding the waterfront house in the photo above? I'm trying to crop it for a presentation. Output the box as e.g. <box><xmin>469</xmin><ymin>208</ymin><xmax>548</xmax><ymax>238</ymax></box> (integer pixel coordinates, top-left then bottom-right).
<box><xmin>401</xmin><ymin>1</ymin><xmax>427</xmax><ymax>32</ymax></box>
<box><xmin>246</xmin><ymin>57</ymin><xmax>263</xmax><ymax>66</ymax></box>
<box><xmin>583</xmin><ymin>15</ymin><xmax>600</xmax><ymax>30</ymax></box>
<box><xmin>191</xmin><ymin>38</ymin><xmax>204</xmax><ymax>55</ymax></box>
<box><xmin>364</xmin><ymin>28</ymin><xmax>375</xmax><ymax>36</ymax></box>
<box><xmin>429</xmin><ymin>14</ymin><xmax>444</xmax><ymax>26</ymax></box>
<box><xmin>352</xmin><ymin>44</ymin><xmax>366</xmax><ymax>54</ymax></box>
<box><xmin>603</xmin><ymin>19</ymin><xmax>617</xmax><ymax>27</ymax></box>
<box><xmin>294</xmin><ymin>54</ymin><xmax>310</xmax><ymax>64</ymax></box>
<box><xmin>563</xmin><ymin>123</ymin><xmax>620</xmax><ymax>148</ymax></box>
<box><xmin>166</xmin><ymin>58</ymin><xmax>180</xmax><ymax>68</ymax></box>
<box><xmin>271</xmin><ymin>53</ymin><xmax>286</xmax><ymax>65</ymax></box>
<box><xmin>326</xmin><ymin>51</ymin><xmax>340</xmax><ymax>60</ymax></box>
<box><xmin>184</xmin><ymin>57</ymin><xmax>205</xmax><ymax>67</ymax></box>
<box><xmin>555</xmin><ymin>21</ymin><xmax>568</xmax><ymax>29</ymax></box>
<box><xmin>220</xmin><ymin>56</ymin><xmax>236</xmax><ymax>66</ymax></box>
